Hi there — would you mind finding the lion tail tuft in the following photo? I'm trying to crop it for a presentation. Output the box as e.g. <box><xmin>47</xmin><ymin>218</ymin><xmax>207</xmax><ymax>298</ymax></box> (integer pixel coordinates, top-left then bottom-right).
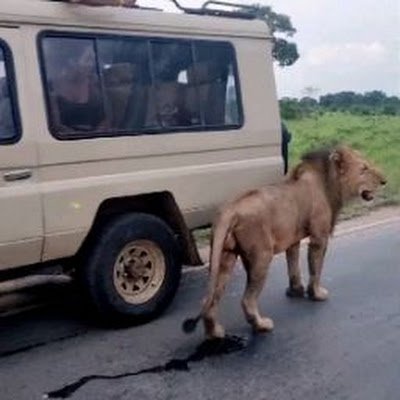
<box><xmin>182</xmin><ymin>316</ymin><xmax>201</xmax><ymax>334</ymax></box>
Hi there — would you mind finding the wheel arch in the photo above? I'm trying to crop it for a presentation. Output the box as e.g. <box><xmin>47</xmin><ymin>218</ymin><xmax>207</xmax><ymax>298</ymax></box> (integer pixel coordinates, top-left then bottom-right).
<box><xmin>76</xmin><ymin>191</ymin><xmax>202</xmax><ymax>267</ymax></box>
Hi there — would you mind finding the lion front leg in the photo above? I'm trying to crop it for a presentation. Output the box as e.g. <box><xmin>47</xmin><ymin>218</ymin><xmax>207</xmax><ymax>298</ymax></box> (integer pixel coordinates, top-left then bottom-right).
<box><xmin>285</xmin><ymin>242</ymin><xmax>305</xmax><ymax>298</ymax></box>
<box><xmin>307</xmin><ymin>237</ymin><xmax>329</xmax><ymax>301</ymax></box>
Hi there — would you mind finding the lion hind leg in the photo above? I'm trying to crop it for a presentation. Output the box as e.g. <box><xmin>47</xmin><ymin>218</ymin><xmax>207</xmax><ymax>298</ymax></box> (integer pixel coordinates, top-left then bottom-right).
<box><xmin>202</xmin><ymin>249</ymin><xmax>237</xmax><ymax>339</ymax></box>
<box><xmin>241</xmin><ymin>250</ymin><xmax>274</xmax><ymax>333</ymax></box>
<box><xmin>285</xmin><ymin>242</ymin><xmax>305</xmax><ymax>298</ymax></box>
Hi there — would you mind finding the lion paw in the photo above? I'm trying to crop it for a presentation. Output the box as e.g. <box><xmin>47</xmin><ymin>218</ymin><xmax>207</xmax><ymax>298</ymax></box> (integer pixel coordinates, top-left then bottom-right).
<box><xmin>286</xmin><ymin>285</ymin><xmax>305</xmax><ymax>298</ymax></box>
<box><xmin>253</xmin><ymin>317</ymin><xmax>274</xmax><ymax>333</ymax></box>
<box><xmin>307</xmin><ymin>285</ymin><xmax>329</xmax><ymax>301</ymax></box>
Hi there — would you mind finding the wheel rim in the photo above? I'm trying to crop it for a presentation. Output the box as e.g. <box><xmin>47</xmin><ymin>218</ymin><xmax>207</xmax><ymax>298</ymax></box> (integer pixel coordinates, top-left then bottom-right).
<box><xmin>113</xmin><ymin>240</ymin><xmax>166</xmax><ymax>305</ymax></box>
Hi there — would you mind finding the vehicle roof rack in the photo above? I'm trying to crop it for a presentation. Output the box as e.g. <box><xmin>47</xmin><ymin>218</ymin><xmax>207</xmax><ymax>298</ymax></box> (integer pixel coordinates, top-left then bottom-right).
<box><xmin>48</xmin><ymin>0</ymin><xmax>260</xmax><ymax>19</ymax></box>
<box><xmin>169</xmin><ymin>0</ymin><xmax>259</xmax><ymax>20</ymax></box>
<box><xmin>47</xmin><ymin>0</ymin><xmax>162</xmax><ymax>11</ymax></box>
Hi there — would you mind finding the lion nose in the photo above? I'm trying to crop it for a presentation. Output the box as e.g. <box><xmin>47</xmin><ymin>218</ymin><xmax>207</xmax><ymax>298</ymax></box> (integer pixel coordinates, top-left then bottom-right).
<box><xmin>381</xmin><ymin>179</ymin><xmax>387</xmax><ymax>186</ymax></box>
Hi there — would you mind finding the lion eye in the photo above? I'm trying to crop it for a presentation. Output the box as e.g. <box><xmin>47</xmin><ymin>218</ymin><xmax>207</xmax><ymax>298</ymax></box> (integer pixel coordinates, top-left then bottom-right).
<box><xmin>361</xmin><ymin>165</ymin><xmax>368</xmax><ymax>173</ymax></box>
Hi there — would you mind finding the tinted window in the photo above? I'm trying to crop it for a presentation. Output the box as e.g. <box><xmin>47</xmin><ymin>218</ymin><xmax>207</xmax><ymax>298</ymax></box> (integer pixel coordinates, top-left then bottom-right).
<box><xmin>151</xmin><ymin>41</ymin><xmax>201</xmax><ymax>128</ymax></box>
<box><xmin>41</xmin><ymin>37</ymin><xmax>106</xmax><ymax>135</ymax></box>
<box><xmin>40</xmin><ymin>33</ymin><xmax>242</xmax><ymax>139</ymax></box>
<box><xmin>0</xmin><ymin>43</ymin><xmax>20</xmax><ymax>143</ymax></box>
<box><xmin>97</xmin><ymin>38</ymin><xmax>151</xmax><ymax>131</ymax></box>
<box><xmin>194</xmin><ymin>42</ymin><xmax>240</xmax><ymax>126</ymax></box>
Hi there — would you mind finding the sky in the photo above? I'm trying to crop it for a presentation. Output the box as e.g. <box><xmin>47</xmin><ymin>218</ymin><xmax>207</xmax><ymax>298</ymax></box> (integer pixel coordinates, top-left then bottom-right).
<box><xmin>138</xmin><ymin>0</ymin><xmax>400</xmax><ymax>99</ymax></box>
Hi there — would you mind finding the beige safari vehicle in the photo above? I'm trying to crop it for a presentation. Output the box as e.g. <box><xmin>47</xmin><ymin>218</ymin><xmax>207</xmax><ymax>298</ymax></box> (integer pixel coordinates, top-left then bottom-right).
<box><xmin>0</xmin><ymin>0</ymin><xmax>283</xmax><ymax>322</ymax></box>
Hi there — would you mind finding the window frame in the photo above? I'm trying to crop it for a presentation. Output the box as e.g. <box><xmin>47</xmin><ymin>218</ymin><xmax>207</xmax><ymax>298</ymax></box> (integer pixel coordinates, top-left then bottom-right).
<box><xmin>37</xmin><ymin>30</ymin><xmax>244</xmax><ymax>141</ymax></box>
<box><xmin>0</xmin><ymin>38</ymin><xmax>22</xmax><ymax>145</ymax></box>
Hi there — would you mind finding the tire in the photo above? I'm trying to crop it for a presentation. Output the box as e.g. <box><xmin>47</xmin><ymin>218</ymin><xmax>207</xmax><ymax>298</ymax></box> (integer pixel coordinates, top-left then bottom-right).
<box><xmin>81</xmin><ymin>213</ymin><xmax>182</xmax><ymax>324</ymax></box>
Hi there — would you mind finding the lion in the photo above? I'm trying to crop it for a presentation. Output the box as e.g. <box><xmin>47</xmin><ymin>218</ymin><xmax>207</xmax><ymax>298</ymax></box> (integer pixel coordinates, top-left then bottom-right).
<box><xmin>183</xmin><ymin>145</ymin><xmax>386</xmax><ymax>339</ymax></box>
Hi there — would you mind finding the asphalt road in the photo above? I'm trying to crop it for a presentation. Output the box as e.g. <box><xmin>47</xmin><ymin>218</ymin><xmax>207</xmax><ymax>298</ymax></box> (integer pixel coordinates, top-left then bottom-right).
<box><xmin>0</xmin><ymin>220</ymin><xmax>399</xmax><ymax>400</ymax></box>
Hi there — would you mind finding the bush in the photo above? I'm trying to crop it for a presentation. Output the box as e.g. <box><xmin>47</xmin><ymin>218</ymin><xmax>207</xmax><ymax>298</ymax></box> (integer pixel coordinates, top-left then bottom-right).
<box><xmin>279</xmin><ymin>98</ymin><xmax>302</xmax><ymax>120</ymax></box>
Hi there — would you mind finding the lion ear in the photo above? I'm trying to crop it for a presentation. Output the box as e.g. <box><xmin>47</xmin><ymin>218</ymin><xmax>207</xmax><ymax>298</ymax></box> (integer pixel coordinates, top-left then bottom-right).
<box><xmin>330</xmin><ymin>149</ymin><xmax>345</xmax><ymax>173</ymax></box>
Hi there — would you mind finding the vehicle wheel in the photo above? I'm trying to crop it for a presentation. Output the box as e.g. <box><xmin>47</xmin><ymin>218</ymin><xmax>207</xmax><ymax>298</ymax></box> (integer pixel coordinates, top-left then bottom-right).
<box><xmin>82</xmin><ymin>213</ymin><xmax>182</xmax><ymax>324</ymax></box>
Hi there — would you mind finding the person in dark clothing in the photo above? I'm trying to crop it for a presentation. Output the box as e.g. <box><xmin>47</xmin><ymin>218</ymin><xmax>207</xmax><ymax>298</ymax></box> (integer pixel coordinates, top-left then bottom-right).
<box><xmin>49</xmin><ymin>43</ymin><xmax>108</xmax><ymax>133</ymax></box>
<box><xmin>281</xmin><ymin>122</ymin><xmax>292</xmax><ymax>174</ymax></box>
<box><xmin>56</xmin><ymin>88</ymin><xmax>105</xmax><ymax>131</ymax></box>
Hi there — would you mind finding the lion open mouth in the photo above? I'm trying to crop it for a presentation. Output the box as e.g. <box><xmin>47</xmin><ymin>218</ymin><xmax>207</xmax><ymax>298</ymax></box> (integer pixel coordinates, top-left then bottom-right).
<box><xmin>361</xmin><ymin>190</ymin><xmax>374</xmax><ymax>201</ymax></box>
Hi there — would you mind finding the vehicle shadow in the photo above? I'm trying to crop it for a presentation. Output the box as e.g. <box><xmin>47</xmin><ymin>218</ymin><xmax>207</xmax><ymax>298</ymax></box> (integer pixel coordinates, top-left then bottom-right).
<box><xmin>0</xmin><ymin>283</ymin><xmax>98</xmax><ymax>358</ymax></box>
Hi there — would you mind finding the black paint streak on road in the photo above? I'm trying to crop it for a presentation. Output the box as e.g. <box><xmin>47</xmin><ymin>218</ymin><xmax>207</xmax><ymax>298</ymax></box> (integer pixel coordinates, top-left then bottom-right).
<box><xmin>45</xmin><ymin>335</ymin><xmax>247</xmax><ymax>399</ymax></box>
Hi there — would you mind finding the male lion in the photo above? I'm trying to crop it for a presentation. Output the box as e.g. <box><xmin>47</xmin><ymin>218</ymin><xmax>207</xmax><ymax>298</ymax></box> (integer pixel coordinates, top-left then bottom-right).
<box><xmin>183</xmin><ymin>145</ymin><xmax>386</xmax><ymax>339</ymax></box>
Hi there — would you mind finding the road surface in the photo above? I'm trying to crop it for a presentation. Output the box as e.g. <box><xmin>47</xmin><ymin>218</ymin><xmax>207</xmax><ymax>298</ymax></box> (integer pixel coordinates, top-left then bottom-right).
<box><xmin>0</xmin><ymin>219</ymin><xmax>399</xmax><ymax>400</ymax></box>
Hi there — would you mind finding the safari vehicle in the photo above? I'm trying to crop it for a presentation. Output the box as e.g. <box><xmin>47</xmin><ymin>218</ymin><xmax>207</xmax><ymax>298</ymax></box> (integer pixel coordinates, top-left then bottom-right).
<box><xmin>0</xmin><ymin>0</ymin><xmax>283</xmax><ymax>322</ymax></box>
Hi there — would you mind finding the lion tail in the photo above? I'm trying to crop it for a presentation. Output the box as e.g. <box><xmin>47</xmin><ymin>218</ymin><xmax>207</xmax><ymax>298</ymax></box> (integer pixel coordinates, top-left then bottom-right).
<box><xmin>182</xmin><ymin>209</ymin><xmax>235</xmax><ymax>334</ymax></box>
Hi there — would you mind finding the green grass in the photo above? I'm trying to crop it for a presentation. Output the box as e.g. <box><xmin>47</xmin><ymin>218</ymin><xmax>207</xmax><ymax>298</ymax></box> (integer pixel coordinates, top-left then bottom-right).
<box><xmin>286</xmin><ymin>112</ymin><xmax>400</xmax><ymax>217</ymax></box>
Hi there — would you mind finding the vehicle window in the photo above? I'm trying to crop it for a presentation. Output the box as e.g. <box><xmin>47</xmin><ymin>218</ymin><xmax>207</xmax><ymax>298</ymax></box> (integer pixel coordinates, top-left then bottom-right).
<box><xmin>0</xmin><ymin>43</ymin><xmax>20</xmax><ymax>143</ymax></box>
<box><xmin>40</xmin><ymin>34</ymin><xmax>243</xmax><ymax>139</ymax></box>
<box><xmin>41</xmin><ymin>37</ymin><xmax>106</xmax><ymax>136</ymax></box>
<box><xmin>150</xmin><ymin>41</ymin><xmax>201</xmax><ymax>128</ymax></box>
<box><xmin>193</xmin><ymin>42</ymin><xmax>241</xmax><ymax>126</ymax></box>
<box><xmin>97</xmin><ymin>38</ymin><xmax>151</xmax><ymax>131</ymax></box>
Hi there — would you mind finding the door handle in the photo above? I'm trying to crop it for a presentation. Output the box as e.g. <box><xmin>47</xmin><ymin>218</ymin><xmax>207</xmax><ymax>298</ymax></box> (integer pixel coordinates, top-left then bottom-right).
<box><xmin>3</xmin><ymin>169</ymin><xmax>32</xmax><ymax>182</ymax></box>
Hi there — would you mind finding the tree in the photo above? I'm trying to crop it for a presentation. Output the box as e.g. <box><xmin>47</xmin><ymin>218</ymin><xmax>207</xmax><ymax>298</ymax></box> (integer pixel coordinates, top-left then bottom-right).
<box><xmin>252</xmin><ymin>5</ymin><xmax>299</xmax><ymax>67</ymax></box>
<box><xmin>319</xmin><ymin>91</ymin><xmax>363</xmax><ymax>111</ymax></box>
<box><xmin>317</xmin><ymin>90</ymin><xmax>400</xmax><ymax>115</ymax></box>
<box><xmin>363</xmin><ymin>90</ymin><xmax>386</xmax><ymax>107</ymax></box>
<box><xmin>279</xmin><ymin>98</ymin><xmax>302</xmax><ymax>119</ymax></box>
<box><xmin>299</xmin><ymin>96</ymin><xmax>318</xmax><ymax>108</ymax></box>
<box><xmin>382</xmin><ymin>96</ymin><xmax>400</xmax><ymax>115</ymax></box>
